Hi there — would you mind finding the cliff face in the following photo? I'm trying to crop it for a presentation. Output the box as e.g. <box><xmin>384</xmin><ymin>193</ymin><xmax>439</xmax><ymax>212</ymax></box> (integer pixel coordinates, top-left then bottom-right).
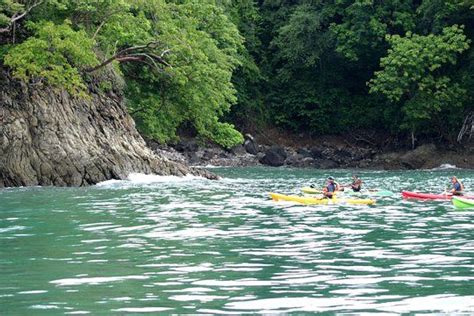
<box><xmin>0</xmin><ymin>73</ymin><xmax>216</xmax><ymax>187</ymax></box>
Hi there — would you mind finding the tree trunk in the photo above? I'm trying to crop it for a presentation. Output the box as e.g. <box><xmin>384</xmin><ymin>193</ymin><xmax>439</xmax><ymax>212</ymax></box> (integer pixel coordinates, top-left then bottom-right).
<box><xmin>457</xmin><ymin>112</ymin><xmax>473</xmax><ymax>143</ymax></box>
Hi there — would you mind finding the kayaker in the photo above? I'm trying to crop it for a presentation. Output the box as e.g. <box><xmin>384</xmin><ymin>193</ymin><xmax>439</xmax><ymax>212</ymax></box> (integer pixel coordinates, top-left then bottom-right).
<box><xmin>323</xmin><ymin>176</ymin><xmax>338</xmax><ymax>199</ymax></box>
<box><xmin>450</xmin><ymin>176</ymin><xmax>464</xmax><ymax>195</ymax></box>
<box><xmin>349</xmin><ymin>174</ymin><xmax>362</xmax><ymax>192</ymax></box>
<box><xmin>329</xmin><ymin>176</ymin><xmax>343</xmax><ymax>191</ymax></box>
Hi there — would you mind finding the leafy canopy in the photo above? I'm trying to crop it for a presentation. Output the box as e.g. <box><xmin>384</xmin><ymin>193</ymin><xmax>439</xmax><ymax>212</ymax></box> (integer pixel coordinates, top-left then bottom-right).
<box><xmin>256</xmin><ymin>0</ymin><xmax>474</xmax><ymax>142</ymax></box>
<box><xmin>1</xmin><ymin>0</ymin><xmax>245</xmax><ymax>148</ymax></box>
<box><xmin>4</xmin><ymin>20</ymin><xmax>97</xmax><ymax>96</ymax></box>
<box><xmin>124</xmin><ymin>0</ymin><xmax>244</xmax><ymax>147</ymax></box>
<box><xmin>2</xmin><ymin>0</ymin><xmax>474</xmax><ymax>146</ymax></box>
<box><xmin>369</xmin><ymin>25</ymin><xmax>470</xmax><ymax>130</ymax></box>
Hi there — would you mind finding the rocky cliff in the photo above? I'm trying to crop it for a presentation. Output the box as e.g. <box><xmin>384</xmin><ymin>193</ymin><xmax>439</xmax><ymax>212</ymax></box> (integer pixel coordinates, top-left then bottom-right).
<box><xmin>0</xmin><ymin>72</ymin><xmax>216</xmax><ymax>187</ymax></box>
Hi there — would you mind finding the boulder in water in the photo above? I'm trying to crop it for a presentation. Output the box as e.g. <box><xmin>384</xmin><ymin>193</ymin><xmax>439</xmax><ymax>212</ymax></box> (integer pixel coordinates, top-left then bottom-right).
<box><xmin>400</xmin><ymin>144</ymin><xmax>437</xmax><ymax>169</ymax></box>
<box><xmin>260</xmin><ymin>146</ymin><xmax>287</xmax><ymax>167</ymax></box>
<box><xmin>243</xmin><ymin>134</ymin><xmax>258</xmax><ymax>155</ymax></box>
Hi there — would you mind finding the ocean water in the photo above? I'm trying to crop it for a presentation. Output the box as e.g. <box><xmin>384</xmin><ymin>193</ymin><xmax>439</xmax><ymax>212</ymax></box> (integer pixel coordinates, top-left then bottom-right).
<box><xmin>1</xmin><ymin>167</ymin><xmax>473</xmax><ymax>314</ymax></box>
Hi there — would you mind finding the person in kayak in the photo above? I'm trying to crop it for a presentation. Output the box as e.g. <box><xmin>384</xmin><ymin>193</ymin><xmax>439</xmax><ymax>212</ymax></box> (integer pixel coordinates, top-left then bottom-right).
<box><xmin>309</xmin><ymin>176</ymin><xmax>342</xmax><ymax>192</ymax></box>
<box><xmin>323</xmin><ymin>176</ymin><xmax>338</xmax><ymax>198</ymax></box>
<box><xmin>349</xmin><ymin>174</ymin><xmax>362</xmax><ymax>192</ymax></box>
<box><xmin>450</xmin><ymin>176</ymin><xmax>464</xmax><ymax>195</ymax></box>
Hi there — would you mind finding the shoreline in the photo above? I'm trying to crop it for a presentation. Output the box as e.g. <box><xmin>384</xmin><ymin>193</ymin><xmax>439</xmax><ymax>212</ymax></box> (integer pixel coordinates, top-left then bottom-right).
<box><xmin>147</xmin><ymin>136</ymin><xmax>474</xmax><ymax>171</ymax></box>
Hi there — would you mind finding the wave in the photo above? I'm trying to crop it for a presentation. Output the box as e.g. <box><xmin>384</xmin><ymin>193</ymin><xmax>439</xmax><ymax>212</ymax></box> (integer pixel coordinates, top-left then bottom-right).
<box><xmin>95</xmin><ymin>173</ymin><xmax>206</xmax><ymax>187</ymax></box>
<box><xmin>432</xmin><ymin>164</ymin><xmax>458</xmax><ymax>170</ymax></box>
<box><xmin>200</xmin><ymin>164</ymin><xmax>222</xmax><ymax>169</ymax></box>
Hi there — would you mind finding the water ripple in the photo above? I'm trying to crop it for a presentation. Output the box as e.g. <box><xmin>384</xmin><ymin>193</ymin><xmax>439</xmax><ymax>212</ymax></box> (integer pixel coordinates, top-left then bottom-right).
<box><xmin>1</xmin><ymin>167</ymin><xmax>473</xmax><ymax>314</ymax></box>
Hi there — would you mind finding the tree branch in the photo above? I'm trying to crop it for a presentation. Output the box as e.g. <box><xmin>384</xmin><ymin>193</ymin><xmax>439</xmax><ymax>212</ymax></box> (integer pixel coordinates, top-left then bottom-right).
<box><xmin>92</xmin><ymin>20</ymin><xmax>106</xmax><ymax>40</ymax></box>
<box><xmin>0</xmin><ymin>0</ymin><xmax>43</xmax><ymax>34</ymax></box>
<box><xmin>91</xmin><ymin>8</ymin><xmax>125</xmax><ymax>40</ymax></box>
<box><xmin>457</xmin><ymin>112</ymin><xmax>474</xmax><ymax>143</ymax></box>
<box><xmin>85</xmin><ymin>42</ymin><xmax>172</xmax><ymax>73</ymax></box>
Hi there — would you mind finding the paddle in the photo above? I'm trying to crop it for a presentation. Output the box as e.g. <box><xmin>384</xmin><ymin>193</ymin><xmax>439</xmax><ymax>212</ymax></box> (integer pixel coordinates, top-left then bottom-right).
<box><xmin>304</xmin><ymin>184</ymin><xmax>338</xmax><ymax>195</ymax></box>
<box><xmin>349</xmin><ymin>188</ymin><xmax>393</xmax><ymax>197</ymax></box>
<box><xmin>341</xmin><ymin>184</ymin><xmax>393</xmax><ymax>197</ymax></box>
<box><xmin>374</xmin><ymin>190</ymin><xmax>394</xmax><ymax>197</ymax></box>
<box><xmin>313</xmin><ymin>190</ymin><xmax>334</xmax><ymax>200</ymax></box>
<box><xmin>307</xmin><ymin>186</ymin><xmax>323</xmax><ymax>193</ymax></box>
<box><xmin>442</xmin><ymin>187</ymin><xmax>452</xmax><ymax>198</ymax></box>
<box><xmin>305</xmin><ymin>180</ymin><xmax>340</xmax><ymax>199</ymax></box>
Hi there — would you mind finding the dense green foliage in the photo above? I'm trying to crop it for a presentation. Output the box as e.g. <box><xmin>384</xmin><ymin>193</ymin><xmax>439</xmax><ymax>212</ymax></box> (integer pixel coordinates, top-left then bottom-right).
<box><xmin>0</xmin><ymin>1</ymin><xmax>23</xmax><ymax>27</ymax></box>
<box><xmin>256</xmin><ymin>0</ymin><xmax>474</xmax><ymax>143</ymax></box>
<box><xmin>4</xmin><ymin>20</ymin><xmax>97</xmax><ymax>96</ymax></box>
<box><xmin>1</xmin><ymin>0</ymin><xmax>473</xmax><ymax>147</ymax></box>
<box><xmin>1</xmin><ymin>0</ymin><xmax>244</xmax><ymax>148</ymax></box>
<box><xmin>369</xmin><ymin>25</ymin><xmax>470</xmax><ymax>135</ymax></box>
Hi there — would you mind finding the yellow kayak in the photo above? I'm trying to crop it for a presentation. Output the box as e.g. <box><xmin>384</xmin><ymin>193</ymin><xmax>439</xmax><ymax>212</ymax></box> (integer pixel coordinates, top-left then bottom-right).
<box><xmin>301</xmin><ymin>187</ymin><xmax>323</xmax><ymax>194</ymax></box>
<box><xmin>269</xmin><ymin>192</ymin><xmax>375</xmax><ymax>205</ymax></box>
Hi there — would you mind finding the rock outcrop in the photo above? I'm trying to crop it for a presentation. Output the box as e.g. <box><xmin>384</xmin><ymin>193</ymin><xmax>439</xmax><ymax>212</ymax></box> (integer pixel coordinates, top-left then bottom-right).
<box><xmin>243</xmin><ymin>133</ymin><xmax>258</xmax><ymax>155</ymax></box>
<box><xmin>371</xmin><ymin>144</ymin><xmax>474</xmax><ymax>170</ymax></box>
<box><xmin>0</xmin><ymin>72</ymin><xmax>216</xmax><ymax>187</ymax></box>
<box><xmin>259</xmin><ymin>146</ymin><xmax>287</xmax><ymax>167</ymax></box>
<box><xmin>148</xmin><ymin>134</ymin><xmax>473</xmax><ymax>170</ymax></box>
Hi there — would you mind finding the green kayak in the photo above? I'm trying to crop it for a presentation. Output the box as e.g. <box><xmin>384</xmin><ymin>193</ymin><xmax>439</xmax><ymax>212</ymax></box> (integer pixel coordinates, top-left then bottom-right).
<box><xmin>452</xmin><ymin>196</ymin><xmax>474</xmax><ymax>209</ymax></box>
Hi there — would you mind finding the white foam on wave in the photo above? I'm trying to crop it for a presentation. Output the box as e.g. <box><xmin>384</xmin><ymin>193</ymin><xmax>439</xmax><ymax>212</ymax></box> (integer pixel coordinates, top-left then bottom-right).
<box><xmin>432</xmin><ymin>163</ymin><xmax>458</xmax><ymax>170</ymax></box>
<box><xmin>128</xmin><ymin>173</ymin><xmax>203</xmax><ymax>183</ymax></box>
<box><xmin>95</xmin><ymin>179</ymin><xmax>123</xmax><ymax>187</ymax></box>
<box><xmin>202</xmin><ymin>164</ymin><xmax>221</xmax><ymax>169</ymax></box>
<box><xmin>95</xmin><ymin>173</ymin><xmax>205</xmax><ymax>187</ymax></box>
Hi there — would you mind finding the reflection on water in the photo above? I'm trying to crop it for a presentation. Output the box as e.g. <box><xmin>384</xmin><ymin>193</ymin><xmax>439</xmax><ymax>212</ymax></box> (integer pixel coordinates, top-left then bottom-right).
<box><xmin>0</xmin><ymin>168</ymin><xmax>473</xmax><ymax>314</ymax></box>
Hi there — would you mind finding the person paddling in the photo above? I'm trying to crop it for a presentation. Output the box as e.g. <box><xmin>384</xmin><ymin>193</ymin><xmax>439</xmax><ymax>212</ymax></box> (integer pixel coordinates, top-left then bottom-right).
<box><xmin>323</xmin><ymin>176</ymin><xmax>338</xmax><ymax>199</ymax></box>
<box><xmin>349</xmin><ymin>174</ymin><xmax>362</xmax><ymax>192</ymax></box>
<box><xmin>450</xmin><ymin>176</ymin><xmax>464</xmax><ymax>196</ymax></box>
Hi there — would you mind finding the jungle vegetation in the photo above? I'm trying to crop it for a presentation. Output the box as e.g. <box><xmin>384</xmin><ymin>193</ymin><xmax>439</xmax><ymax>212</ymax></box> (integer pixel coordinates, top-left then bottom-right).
<box><xmin>1</xmin><ymin>0</ymin><xmax>473</xmax><ymax>148</ymax></box>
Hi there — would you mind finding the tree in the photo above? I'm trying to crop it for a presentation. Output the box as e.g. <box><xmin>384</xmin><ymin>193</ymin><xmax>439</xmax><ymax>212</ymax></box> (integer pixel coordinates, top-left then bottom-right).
<box><xmin>0</xmin><ymin>0</ymin><xmax>43</xmax><ymax>34</ymax></box>
<box><xmin>219</xmin><ymin>0</ymin><xmax>265</xmax><ymax>129</ymax></box>
<box><xmin>1</xmin><ymin>0</ymin><xmax>246</xmax><ymax>148</ymax></box>
<box><xmin>369</xmin><ymin>25</ymin><xmax>470</xmax><ymax>146</ymax></box>
<box><xmin>124</xmin><ymin>0</ymin><xmax>244</xmax><ymax>147</ymax></box>
<box><xmin>4</xmin><ymin>20</ymin><xmax>97</xmax><ymax>96</ymax></box>
<box><xmin>2</xmin><ymin>0</ymin><xmax>474</xmax><ymax>148</ymax></box>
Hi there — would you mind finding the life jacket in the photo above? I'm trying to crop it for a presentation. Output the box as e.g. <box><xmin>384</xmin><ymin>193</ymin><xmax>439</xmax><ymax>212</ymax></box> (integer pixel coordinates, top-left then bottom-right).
<box><xmin>327</xmin><ymin>182</ymin><xmax>337</xmax><ymax>192</ymax></box>
<box><xmin>453</xmin><ymin>181</ymin><xmax>463</xmax><ymax>192</ymax></box>
<box><xmin>352</xmin><ymin>179</ymin><xmax>362</xmax><ymax>192</ymax></box>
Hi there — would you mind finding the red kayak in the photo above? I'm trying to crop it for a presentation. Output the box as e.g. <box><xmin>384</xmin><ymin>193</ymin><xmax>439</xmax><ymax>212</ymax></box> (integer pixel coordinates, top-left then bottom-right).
<box><xmin>402</xmin><ymin>191</ymin><xmax>474</xmax><ymax>200</ymax></box>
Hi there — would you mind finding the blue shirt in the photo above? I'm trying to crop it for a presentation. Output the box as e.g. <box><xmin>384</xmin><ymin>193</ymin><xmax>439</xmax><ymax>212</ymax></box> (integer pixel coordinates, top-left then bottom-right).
<box><xmin>453</xmin><ymin>182</ymin><xmax>461</xmax><ymax>191</ymax></box>
<box><xmin>327</xmin><ymin>182</ymin><xmax>337</xmax><ymax>193</ymax></box>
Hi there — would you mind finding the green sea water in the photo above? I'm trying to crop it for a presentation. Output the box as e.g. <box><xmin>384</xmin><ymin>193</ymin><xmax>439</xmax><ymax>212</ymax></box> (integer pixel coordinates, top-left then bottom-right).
<box><xmin>1</xmin><ymin>167</ymin><xmax>473</xmax><ymax>314</ymax></box>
